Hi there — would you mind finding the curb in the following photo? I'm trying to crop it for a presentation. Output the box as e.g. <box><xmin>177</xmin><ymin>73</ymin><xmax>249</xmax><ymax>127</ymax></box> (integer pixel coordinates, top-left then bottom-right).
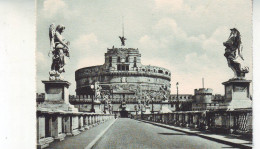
<box><xmin>84</xmin><ymin>119</ymin><xmax>117</xmax><ymax>149</ymax></box>
<box><xmin>137</xmin><ymin>119</ymin><xmax>252</xmax><ymax>149</ymax></box>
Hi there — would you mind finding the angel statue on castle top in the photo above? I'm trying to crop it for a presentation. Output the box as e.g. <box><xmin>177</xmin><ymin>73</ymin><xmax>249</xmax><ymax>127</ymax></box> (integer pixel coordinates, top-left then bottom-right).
<box><xmin>48</xmin><ymin>24</ymin><xmax>70</xmax><ymax>81</ymax></box>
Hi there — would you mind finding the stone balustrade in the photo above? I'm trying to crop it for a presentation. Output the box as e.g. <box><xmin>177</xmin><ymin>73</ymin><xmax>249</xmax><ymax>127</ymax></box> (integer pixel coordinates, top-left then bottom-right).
<box><xmin>37</xmin><ymin>109</ymin><xmax>114</xmax><ymax>149</ymax></box>
<box><xmin>134</xmin><ymin>109</ymin><xmax>252</xmax><ymax>136</ymax></box>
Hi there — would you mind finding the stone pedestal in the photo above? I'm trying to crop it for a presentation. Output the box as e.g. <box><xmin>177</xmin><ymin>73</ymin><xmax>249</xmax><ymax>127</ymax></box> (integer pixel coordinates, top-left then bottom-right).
<box><xmin>38</xmin><ymin>80</ymin><xmax>78</xmax><ymax>112</ymax></box>
<box><xmin>64</xmin><ymin>115</ymin><xmax>72</xmax><ymax>136</ymax></box>
<box><xmin>37</xmin><ymin>116</ymin><xmax>54</xmax><ymax>149</ymax></box>
<box><xmin>222</xmin><ymin>79</ymin><xmax>252</xmax><ymax>109</ymax></box>
<box><xmin>88</xmin><ymin>116</ymin><xmax>93</xmax><ymax>128</ymax></box>
<box><xmin>42</xmin><ymin>81</ymin><xmax>70</xmax><ymax>103</ymax></box>
<box><xmin>83</xmin><ymin>115</ymin><xmax>90</xmax><ymax>130</ymax></box>
<box><xmin>51</xmin><ymin>115</ymin><xmax>66</xmax><ymax>141</ymax></box>
<box><xmin>71</xmin><ymin>116</ymin><xmax>81</xmax><ymax>136</ymax></box>
<box><xmin>79</xmin><ymin>116</ymin><xmax>85</xmax><ymax>131</ymax></box>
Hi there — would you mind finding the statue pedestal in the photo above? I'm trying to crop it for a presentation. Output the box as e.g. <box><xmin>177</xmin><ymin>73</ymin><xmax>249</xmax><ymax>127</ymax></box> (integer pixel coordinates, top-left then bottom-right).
<box><xmin>222</xmin><ymin>79</ymin><xmax>252</xmax><ymax>109</ymax></box>
<box><xmin>38</xmin><ymin>80</ymin><xmax>78</xmax><ymax>112</ymax></box>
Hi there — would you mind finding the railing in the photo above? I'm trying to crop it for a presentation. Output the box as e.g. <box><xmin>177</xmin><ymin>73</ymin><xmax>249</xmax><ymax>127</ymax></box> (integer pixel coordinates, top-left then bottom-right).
<box><xmin>133</xmin><ymin>109</ymin><xmax>252</xmax><ymax>136</ymax></box>
<box><xmin>37</xmin><ymin>108</ymin><xmax>114</xmax><ymax>149</ymax></box>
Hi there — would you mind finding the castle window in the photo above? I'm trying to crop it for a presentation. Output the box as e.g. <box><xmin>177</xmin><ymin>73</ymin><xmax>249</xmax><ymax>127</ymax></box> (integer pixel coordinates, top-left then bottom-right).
<box><xmin>134</xmin><ymin>57</ymin><xmax>137</xmax><ymax>67</ymax></box>
<box><xmin>165</xmin><ymin>71</ymin><xmax>168</xmax><ymax>75</ymax></box>
<box><xmin>109</xmin><ymin>56</ymin><xmax>112</xmax><ymax>62</ymax></box>
<box><xmin>158</xmin><ymin>70</ymin><xmax>163</xmax><ymax>73</ymax></box>
<box><xmin>117</xmin><ymin>64</ymin><xmax>129</xmax><ymax>71</ymax></box>
<box><xmin>117</xmin><ymin>57</ymin><xmax>121</xmax><ymax>62</ymax></box>
<box><xmin>126</xmin><ymin>56</ymin><xmax>129</xmax><ymax>62</ymax></box>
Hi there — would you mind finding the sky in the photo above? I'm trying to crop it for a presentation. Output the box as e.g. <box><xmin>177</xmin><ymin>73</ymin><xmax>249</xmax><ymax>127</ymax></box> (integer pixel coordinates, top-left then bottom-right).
<box><xmin>36</xmin><ymin>0</ymin><xmax>253</xmax><ymax>95</ymax></box>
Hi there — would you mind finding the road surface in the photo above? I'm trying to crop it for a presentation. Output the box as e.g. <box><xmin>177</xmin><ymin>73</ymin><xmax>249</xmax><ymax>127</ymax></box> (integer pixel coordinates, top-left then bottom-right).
<box><xmin>94</xmin><ymin>118</ymin><xmax>239</xmax><ymax>149</ymax></box>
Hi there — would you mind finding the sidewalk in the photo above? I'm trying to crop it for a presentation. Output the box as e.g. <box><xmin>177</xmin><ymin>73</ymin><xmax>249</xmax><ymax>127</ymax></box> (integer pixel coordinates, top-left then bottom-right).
<box><xmin>46</xmin><ymin>119</ymin><xmax>116</xmax><ymax>149</ymax></box>
<box><xmin>138</xmin><ymin>119</ymin><xmax>252</xmax><ymax>149</ymax></box>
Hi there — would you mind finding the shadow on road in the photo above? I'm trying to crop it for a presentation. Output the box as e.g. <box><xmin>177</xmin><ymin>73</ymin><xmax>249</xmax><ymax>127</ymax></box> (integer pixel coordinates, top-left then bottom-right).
<box><xmin>158</xmin><ymin>132</ymin><xmax>195</xmax><ymax>136</ymax></box>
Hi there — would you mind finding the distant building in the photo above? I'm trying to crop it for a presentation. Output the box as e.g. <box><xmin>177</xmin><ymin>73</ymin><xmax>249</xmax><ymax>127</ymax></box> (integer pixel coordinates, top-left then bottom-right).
<box><xmin>192</xmin><ymin>88</ymin><xmax>225</xmax><ymax>111</ymax></box>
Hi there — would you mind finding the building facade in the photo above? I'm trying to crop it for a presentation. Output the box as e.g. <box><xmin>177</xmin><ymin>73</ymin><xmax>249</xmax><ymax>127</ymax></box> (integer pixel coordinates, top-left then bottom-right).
<box><xmin>75</xmin><ymin>47</ymin><xmax>171</xmax><ymax>103</ymax></box>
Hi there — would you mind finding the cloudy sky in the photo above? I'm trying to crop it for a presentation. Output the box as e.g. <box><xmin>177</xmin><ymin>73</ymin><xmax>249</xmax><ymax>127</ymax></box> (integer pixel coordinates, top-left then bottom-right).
<box><xmin>36</xmin><ymin>0</ymin><xmax>252</xmax><ymax>95</ymax></box>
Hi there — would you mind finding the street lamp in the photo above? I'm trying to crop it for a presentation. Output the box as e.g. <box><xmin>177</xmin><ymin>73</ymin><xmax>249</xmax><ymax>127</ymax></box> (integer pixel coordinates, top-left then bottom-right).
<box><xmin>176</xmin><ymin>82</ymin><xmax>180</xmax><ymax>111</ymax></box>
<box><xmin>151</xmin><ymin>97</ymin><xmax>154</xmax><ymax>114</ymax></box>
<box><xmin>90</xmin><ymin>84</ymin><xmax>95</xmax><ymax>113</ymax></box>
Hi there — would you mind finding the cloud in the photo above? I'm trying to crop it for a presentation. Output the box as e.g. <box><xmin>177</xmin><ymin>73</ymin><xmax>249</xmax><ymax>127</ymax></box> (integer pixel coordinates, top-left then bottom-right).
<box><xmin>155</xmin><ymin>0</ymin><xmax>184</xmax><ymax>13</ymax></box>
<box><xmin>184</xmin><ymin>53</ymin><xmax>210</xmax><ymax>70</ymax></box>
<box><xmin>72</xmin><ymin>33</ymin><xmax>98</xmax><ymax>51</ymax></box>
<box><xmin>154</xmin><ymin>0</ymin><xmax>208</xmax><ymax>16</ymax></box>
<box><xmin>201</xmin><ymin>26</ymin><xmax>230</xmax><ymax>56</ymax></box>
<box><xmin>138</xmin><ymin>35</ymin><xmax>163</xmax><ymax>51</ymax></box>
<box><xmin>43</xmin><ymin>0</ymin><xmax>67</xmax><ymax>17</ymax></box>
<box><xmin>154</xmin><ymin>18</ymin><xmax>186</xmax><ymax>38</ymax></box>
<box><xmin>71</xmin><ymin>33</ymin><xmax>109</xmax><ymax>69</ymax></box>
<box><xmin>76</xmin><ymin>57</ymin><xmax>104</xmax><ymax>70</ymax></box>
<box><xmin>42</xmin><ymin>0</ymin><xmax>79</xmax><ymax>19</ymax></box>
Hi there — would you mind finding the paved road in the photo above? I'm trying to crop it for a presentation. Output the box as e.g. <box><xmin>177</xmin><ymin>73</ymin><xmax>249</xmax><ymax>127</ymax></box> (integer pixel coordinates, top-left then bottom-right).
<box><xmin>94</xmin><ymin>118</ymin><xmax>239</xmax><ymax>149</ymax></box>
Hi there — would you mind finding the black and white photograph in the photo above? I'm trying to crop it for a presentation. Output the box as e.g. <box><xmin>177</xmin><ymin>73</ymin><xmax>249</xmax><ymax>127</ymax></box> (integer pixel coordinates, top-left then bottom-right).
<box><xmin>36</xmin><ymin>0</ymin><xmax>253</xmax><ymax>148</ymax></box>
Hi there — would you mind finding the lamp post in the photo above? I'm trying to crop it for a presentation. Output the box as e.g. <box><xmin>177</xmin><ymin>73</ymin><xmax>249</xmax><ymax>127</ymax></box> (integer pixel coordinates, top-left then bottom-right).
<box><xmin>176</xmin><ymin>82</ymin><xmax>180</xmax><ymax>111</ymax></box>
<box><xmin>151</xmin><ymin>98</ymin><xmax>154</xmax><ymax>114</ymax></box>
<box><xmin>147</xmin><ymin>90</ymin><xmax>154</xmax><ymax>114</ymax></box>
<box><xmin>90</xmin><ymin>84</ymin><xmax>95</xmax><ymax>113</ymax></box>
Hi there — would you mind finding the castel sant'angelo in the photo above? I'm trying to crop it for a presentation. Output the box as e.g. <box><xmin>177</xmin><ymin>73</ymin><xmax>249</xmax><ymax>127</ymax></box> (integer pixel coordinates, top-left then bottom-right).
<box><xmin>75</xmin><ymin>46</ymin><xmax>171</xmax><ymax>102</ymax></box>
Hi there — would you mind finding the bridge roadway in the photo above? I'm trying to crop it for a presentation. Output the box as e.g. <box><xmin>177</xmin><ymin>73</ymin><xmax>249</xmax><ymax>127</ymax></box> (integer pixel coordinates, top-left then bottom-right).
<box><xmin>94</xmin><ymin>118</ymin><xmax>239</xmax><ymax>149</ymax></box>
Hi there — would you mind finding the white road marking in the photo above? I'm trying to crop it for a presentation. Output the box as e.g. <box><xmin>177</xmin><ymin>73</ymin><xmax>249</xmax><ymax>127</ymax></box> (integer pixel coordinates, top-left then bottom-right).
<box><xmin>85</xmin><ymin>118</ymin><xmax>117</xmax><ymax>149</ymax></box>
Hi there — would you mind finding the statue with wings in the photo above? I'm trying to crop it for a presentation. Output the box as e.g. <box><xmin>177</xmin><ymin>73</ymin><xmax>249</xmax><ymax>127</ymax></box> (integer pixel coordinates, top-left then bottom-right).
<box><xmin>48</xmin><ymin>24</ymin><xmax>70</xmax><ymax>80</ymax></box>
<box><xmin>119</xmin><ymin>36</ymin><xmax>126</xmax><ymax>46</ymax></box>
<box><xmin>223</xmin><ymin>28</ymin><xmax>249</xmax><ymax>79</ymax></box>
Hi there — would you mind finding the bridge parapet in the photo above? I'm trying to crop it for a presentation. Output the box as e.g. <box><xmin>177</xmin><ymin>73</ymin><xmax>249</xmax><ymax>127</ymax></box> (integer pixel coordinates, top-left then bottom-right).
<box><xmin>134</xmin><ymin>108</ymin><xmax>252</xmax><ymax>136</ymax></box>
<box><xmin>37</xmin><ymin>108</ymin><xmax>114</xmax><ymax>149</ymax></box>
